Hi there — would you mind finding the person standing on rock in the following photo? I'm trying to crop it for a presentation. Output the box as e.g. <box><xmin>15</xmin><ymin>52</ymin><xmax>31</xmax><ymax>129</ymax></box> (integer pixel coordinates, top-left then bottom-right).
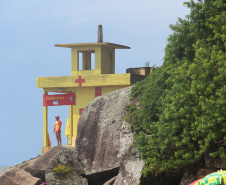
<box><xmin>53</xmin><ymin>116</ymin><xmax>62</xmax><ymax>146</ymax></box>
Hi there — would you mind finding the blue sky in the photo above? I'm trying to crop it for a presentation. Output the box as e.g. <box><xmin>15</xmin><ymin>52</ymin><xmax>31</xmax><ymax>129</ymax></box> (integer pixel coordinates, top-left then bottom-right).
<box><xmin>0</xmin><ymin>0</ymin><xmax>190</xmax><ymax>166</ymax></box>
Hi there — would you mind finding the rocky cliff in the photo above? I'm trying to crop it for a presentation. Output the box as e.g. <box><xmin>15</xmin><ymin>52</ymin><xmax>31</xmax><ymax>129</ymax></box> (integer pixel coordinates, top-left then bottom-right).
<box><xmin>1</xmin><ymin>86</ymin><xmax>225</xmax><ymax>185</ymax></box>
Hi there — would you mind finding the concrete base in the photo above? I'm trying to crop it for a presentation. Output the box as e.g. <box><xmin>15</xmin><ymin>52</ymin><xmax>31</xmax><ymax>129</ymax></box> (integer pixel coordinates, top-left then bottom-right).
<box><xmin>42</xmin><ymin>146</ymin><xmax>53</xmax><ymax>154</ymax></box>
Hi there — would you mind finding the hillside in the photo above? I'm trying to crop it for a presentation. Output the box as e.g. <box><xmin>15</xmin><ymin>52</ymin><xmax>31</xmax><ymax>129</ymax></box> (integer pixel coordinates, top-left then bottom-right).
<box><xmin>127</xmin><ymin>0</ymin><xmax>226</xmax><ymax>176</ymax></box>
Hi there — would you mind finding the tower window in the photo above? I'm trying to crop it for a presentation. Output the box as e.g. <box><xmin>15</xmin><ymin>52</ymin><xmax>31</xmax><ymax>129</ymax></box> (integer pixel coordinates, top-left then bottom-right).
<box><xmin>78</xmin><ymin>50</ymin><xmax>95</xmax><ymax>71</ymax></box>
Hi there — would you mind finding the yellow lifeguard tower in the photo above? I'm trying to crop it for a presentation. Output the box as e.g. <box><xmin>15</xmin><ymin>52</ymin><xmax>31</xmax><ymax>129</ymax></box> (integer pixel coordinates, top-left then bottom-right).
<box><xmin>37</xmin><ymin>25</ymin><xmax>153</xmax><ymax>153</ymax></box>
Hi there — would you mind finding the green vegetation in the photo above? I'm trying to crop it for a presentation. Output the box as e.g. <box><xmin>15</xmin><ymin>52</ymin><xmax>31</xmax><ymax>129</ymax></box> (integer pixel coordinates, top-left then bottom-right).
<box><xmin>53</xmin><ymin>164</ymin><xmax>72</xmax><ymax>175</ymax></box>
<box><xmin>128</xmin><ymin>0</ymin><xmax>226</xmax><ymax>176</ymax></box>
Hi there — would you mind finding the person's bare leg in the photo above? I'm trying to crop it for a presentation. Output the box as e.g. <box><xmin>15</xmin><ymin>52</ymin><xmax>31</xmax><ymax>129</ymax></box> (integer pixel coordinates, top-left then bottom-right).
<box><xmin>57</xmin><ymin>137</ymin><xmax>59</xmax><ymax>146</ymax></box>
<box><xmin>56</xmin><ymin>132</ymin><xmax>60</xmax><ymax>146</ymax></box>
<box><xmin>59</xmin><ymin>132</ymin><xmax>62</xmax><ymax>146</ymax></box>
<box><xmin>55</xmin><ymin>133</ymin><xmax>58</xmax><ymax>146</ymax></box>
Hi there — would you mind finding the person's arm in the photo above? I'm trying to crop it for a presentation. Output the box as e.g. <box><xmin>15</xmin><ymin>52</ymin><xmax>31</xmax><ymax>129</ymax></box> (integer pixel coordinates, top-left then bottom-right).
<box><xmin>53</xmin><ymin>125</ymin><xmax>55</xmax><ymax>133</ymax></box>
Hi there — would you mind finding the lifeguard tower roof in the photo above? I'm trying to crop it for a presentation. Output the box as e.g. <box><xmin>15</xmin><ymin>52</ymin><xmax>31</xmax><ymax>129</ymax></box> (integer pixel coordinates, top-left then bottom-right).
<box><xmin>55</xmin><ymin>42</ymin><xmax>130</xmax><ymax>49</ymax></box>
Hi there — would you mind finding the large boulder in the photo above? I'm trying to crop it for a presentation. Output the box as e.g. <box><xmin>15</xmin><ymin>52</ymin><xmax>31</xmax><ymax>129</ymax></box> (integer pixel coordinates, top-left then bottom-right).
<box><xmin>179</xmin><ymin>172</ymin><xmax>197</xmax><ymax>185</ymax></box>
<box><xmin>44</xmin><ymin>147</ymin><xmax>87</xmax><ymax>185</ymax></box>
<box><xmin>16</xmin><ymin>146</ymin><xmax>87</xmax><ymax>185</ymax></box>
<box><xmin>113</xmin><ymin>146</ymin><xmax>144</xmax><ymax>185</ymax></box>
<box><xmin>17</xmin><ymin>146</ymin><xmax>70</xmax><ymax>181</ymax></box>
<box><xmin>76</xmin><ymin>86</ymin><xmax>145</xmax><ymax>184</ymax></box>
<box><xmin>76</xmin><ymin>86</ymin><xmax>133</xmax><ymax>173</ymax></box>
<box><xmin>0</xmin><ymin>167</ymin><xmax>42</xmax><ymax>185</ymax></box>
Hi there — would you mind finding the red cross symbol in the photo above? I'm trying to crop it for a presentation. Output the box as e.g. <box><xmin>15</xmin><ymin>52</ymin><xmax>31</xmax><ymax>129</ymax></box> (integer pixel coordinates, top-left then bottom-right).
<box><xmin>75</xmin><ymin>75</ymin><xmax>85</xmax><ymax>87</ymax></box>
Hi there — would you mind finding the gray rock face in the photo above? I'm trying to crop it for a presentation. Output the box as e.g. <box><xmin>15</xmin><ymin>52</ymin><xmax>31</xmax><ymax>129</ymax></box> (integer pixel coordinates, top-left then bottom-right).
<box><xmin>15</xmin><ymin>146</ymin><xmax>87</xmax><ymax>185</ymax></box>
<box><xmin>76</xmin><ymin>86</ymin><xmax>144</xmax><ymax>184</ymax></box>
<box><xmin>17</xmin><ymin>146</ymin><xmax>70</xmax><ymax>181</ymax></box>
<box><xmin>103</xmin><ymin>176</ymin><xmax>117</xmax><ymax>185</ymax></box>
<box><xmin>76</xmin><ymin>87</ymin><xmax>133</xmax><ymax>173</ymax></box>
<box><xmin>46</xmin><ymin>172</ymin><xmax>87</xmax><ymax>185</ymax></box>
<box><xmin>113</xmin><ymin>146</ymin><xmax>144</xmax><ymax>185</ymax></box>
<box><xmin>179</xmin><ymin>172</ymin><xmax>197</xmax><ymax>185</ymax></box>
<box><xmin>0</xmin><ymin>167</ymin><xmax>42</xmax><ymax>185</ymax></box>
<box><xmin>45</xmin><ymin>147</ymin><xmax>87</xmax><ymax>185</ymax></box>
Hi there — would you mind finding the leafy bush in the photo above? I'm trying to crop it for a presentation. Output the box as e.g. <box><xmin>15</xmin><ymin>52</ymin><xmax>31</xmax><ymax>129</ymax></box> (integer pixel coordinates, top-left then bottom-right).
<box><xmin>53</xmin><ymin>164</ymin><xmax>72</xmax><ymax>175</ymax></box>
<box><xmin>128</xmin><ymin>0</ymin><xmax>226</xmax><ymax>176</ymax></box>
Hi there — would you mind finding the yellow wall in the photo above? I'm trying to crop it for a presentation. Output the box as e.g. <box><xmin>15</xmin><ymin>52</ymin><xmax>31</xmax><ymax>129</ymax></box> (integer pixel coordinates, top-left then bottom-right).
<box><xmin>37</xmin><ymin>73</ymin><xmax>131</xmax><ymax>88</ymax></box>
<box><xmin>73</xmin><ymin>114</ymin><xmax>79</xmax><ymax>139</ymax></box>
<box><xmin>102</xmin><ymin>85</ymin><xmax>128</xmax><ymax>95</ymax></box>
<box><xmin>101</xmin><ymin>46</ymin><xmax>115</xmax><ymax>74</ymax></box>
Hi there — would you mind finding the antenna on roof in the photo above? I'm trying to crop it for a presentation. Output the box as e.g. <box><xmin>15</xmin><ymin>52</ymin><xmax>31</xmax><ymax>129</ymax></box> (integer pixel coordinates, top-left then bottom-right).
<box><xmin>97</xmin><ymin>25</ymin><xmax>103</xmax><ymax>43</ymax></box>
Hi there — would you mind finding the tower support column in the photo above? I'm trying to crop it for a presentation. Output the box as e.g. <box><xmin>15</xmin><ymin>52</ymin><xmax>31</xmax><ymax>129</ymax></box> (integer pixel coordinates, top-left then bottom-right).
<box><xmin>69</xmin><ymin>105</ymin><xmax>73</xmax><ymax>145</ymax></box>
<box><xmin>43</xmin><ymin>91</ymin><xmax>48</xmax><ymax>147</ymax></box>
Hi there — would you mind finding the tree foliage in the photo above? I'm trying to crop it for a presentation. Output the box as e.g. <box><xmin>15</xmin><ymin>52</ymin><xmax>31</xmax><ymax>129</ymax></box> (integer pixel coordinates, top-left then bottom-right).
<box><xmin>129</xmin><ymin>0</ymin><xmax>226</xmax><ymax>176</ymax></box>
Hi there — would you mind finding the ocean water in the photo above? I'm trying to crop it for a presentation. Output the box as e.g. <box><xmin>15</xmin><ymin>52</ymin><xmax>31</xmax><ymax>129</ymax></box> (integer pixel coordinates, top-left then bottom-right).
<box><xmin>0</xmin><ymin>166</ymin><xmax>11</xmax><ymax>173</ymax></box>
